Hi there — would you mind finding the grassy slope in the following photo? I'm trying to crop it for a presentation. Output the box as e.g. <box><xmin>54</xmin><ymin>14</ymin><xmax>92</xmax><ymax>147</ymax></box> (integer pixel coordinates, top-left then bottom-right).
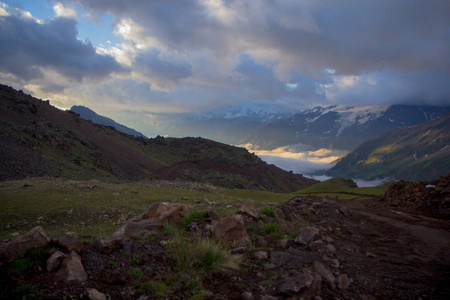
<box><xmin>0</xmin><ymin>178</ymin><xmax>387</xmax><ymax>240</ymax></box>
<box><xmin>292</xmin><ymin>177</ymin><xmax>390</xmax><ymax>200</ymax></box>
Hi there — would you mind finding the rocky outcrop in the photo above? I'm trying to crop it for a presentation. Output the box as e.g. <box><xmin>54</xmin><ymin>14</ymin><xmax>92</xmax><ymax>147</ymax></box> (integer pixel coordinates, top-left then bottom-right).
<box><xmin>238</xmin><ymin>203</ymin><xmax>260</xmax><ymax>220</ymax></box>
<box><xmin>0</xmin><ymin>226</ymin><xmax>50</xmax><ymax>263</ymax></box>
<box><xmin>55</xmin><ymin>251</ymin><xmax>87</xmax><ymax>283</ymax></box>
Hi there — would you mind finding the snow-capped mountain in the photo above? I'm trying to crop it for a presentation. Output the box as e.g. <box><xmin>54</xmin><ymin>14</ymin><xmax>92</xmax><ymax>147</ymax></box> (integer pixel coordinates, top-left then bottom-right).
<box><xmin>242</xmin><ymin>105</ymin><xmax>450</xmax><ymax>150</ymax></box>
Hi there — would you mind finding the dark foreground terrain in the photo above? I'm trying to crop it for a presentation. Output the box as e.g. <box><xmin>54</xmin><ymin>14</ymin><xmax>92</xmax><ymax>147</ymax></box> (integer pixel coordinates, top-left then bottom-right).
<box><xmin>0</xmin><ymin>177</ymin><xmax>448</xmax><ymax>300</ymax></box>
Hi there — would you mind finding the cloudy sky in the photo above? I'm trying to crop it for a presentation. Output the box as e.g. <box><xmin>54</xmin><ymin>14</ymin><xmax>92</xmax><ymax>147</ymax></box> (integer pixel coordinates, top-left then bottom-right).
<box><xmin>1</xmin><ymin>0</ymin><xmax>450</xmax><ymax>135</ymax></box>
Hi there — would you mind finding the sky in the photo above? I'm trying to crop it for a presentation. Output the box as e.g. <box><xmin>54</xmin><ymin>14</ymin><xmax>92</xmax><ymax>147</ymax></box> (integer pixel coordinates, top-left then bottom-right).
<box><xmin>1</xmin><ymin>0</ymin><xmax>450</xmax><ymax>136</ymax></box>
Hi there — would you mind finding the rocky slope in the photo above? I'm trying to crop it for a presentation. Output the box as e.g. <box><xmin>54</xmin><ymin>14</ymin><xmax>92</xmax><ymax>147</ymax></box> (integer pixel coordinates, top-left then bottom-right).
<box><xmin>0</xmin><ymin>84</ymin><xmax>315</xmax><ymax>192</ymax></box>
<box><xmin>327</xmin><ymin>113</ymin><xmax>450</xmax><ymax>181</ymax></box>
<box><xmin>0</xmin><ymin>178</ymin><xmax>448</xmax><ymax>299</ymax></box>
<box><xmin>70</xmin><ymin>105</ymin><xmax>147</xmax><ymax>138</ymax></box>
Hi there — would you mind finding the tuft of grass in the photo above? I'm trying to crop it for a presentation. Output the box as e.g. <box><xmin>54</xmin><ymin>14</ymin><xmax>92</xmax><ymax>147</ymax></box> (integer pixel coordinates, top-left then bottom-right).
<box><xmin>184</xmin><ymin>210</ymin><xmax>206</xmax><ymax>229</ymax></box>
<box><xmin>261</xmin><ymin>207</ymin><xmax>275</xmax><ymax>218</ymax></box>
<box><xmin>15</xmin><ymin>282</ymin><xmax>41</xmax><ymax>300</ymax></box>
<box><xmin>163</xmin><ymin>222</ymin><xmax>179</xmax><ymax>236</ymax></box>
<box><xmin>148</xmin><ymin>281</ymin><xmax>169</xmax><ymax>298</ymax></box>
<box><xmin>130</xmin><ymin>267</ymin><xmax>144</xmax><ymax>280</ymax></box>
<box><xmin>165</xmin><ymin>236</ymin><xmax>230</xmax><ymax>273</ymax></box>
<box><xmin>7</xmin><ymin>247</ymin><xmax>46</xmax><ymax>275</ymax></box>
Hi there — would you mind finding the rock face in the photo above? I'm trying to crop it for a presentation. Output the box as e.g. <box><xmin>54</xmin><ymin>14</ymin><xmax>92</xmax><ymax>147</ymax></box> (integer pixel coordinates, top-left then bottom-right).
<box><xmin>213</xmin><ymin>214</ymin><xmax>251</xmax><ymax>247</ymax></box>
<box><xmin>0</xmin><ymin>226</ymin><xmax>50</xmax><ymax>263</ymax></box>
<box><xmin>142</xmin><ymin>202</ymin><xmax>191</xmax><ymax>225</ymax></box>
<box><xmin>55</xmin><ymin>251</ymin><xmax>87</xmax><ymax>283</ymax></box>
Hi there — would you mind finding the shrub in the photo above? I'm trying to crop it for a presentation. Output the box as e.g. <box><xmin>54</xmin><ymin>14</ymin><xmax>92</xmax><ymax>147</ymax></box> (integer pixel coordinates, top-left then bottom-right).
<box><xmin>184</xmin><ymin>210</ymin><xmax>206</xmax><ymax>230</ymax></box>
<box><xmin>130</xmin><ymin>267</ymin><xmax>144</xmax><ymax>280</ymax></box>
<box><xmin>163</xmin><ymin>222</ymin><xmax>179</xmax><ymax>236</ymax></box>
<box><xmin>261</xmin><ymin>207</ymin><xmax>275</xmax><ymax>218</ymax></box>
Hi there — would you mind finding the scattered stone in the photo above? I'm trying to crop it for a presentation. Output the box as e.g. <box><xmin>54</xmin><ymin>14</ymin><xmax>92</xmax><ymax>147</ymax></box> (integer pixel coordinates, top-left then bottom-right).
<box><xmin>277</xmin><ymin>239</ymin><xmax>289</xmax><ymax>249</ymax></box>
<box><xmin>55</xmin><ymin>236</ymin><xmax>83</xmax><ymax>253</ymax></box>
<box><xmin>307</xmin><ymin>240</ymin><xmax>324</xmax><ymax>251</ymax></box>
<box><xmin>10</xmin><ymin>232</ymin><xmax>19</xmax><ymax>237</ymax></box>
<box><xmin>226</xmin><ymin>205</ymin><xmax>233</xmax><ymax>208</ymax></box>
<box><xmin>264</xmin><ymin>263</ymin><xmax>277</xmax><ymax>270</ymax></box>
<box><xmin>55</xmin><ymin>251</ymin><xmax>87</xmax><ymax>283</ymax></box>
<box><xmin>241</xmin><ymin>291</ymin><xmax>255</xmax><ymax>300</ymax></box>
<box><xmin>279</xmin><ymin>272</ymin><xmax>314</xmax><ymax>293</ymax></box>
<box><xmin>261</xmin><ymin>295</ymin><xmax>277</xmax><ymax>300</ymax></box>
<box><xmin>65</xmin><ymin>231</ymin><xmax>75</xmax><ymax>236</ymax></box>
<box><xmin>323</xmin><ymin>236</ymin><xmax>333</xmax><ymax>243</ymax></box>
<box><xmin>86</xmin><ymin>288</ymin><xmax>107</xmax><ymax>300</ymax></box>
<box><xmin>254</xmin><ymin>250</ymin><xmax>268</xmax><ymax>260</ymax></box>
<box><xmin>255</xmin><ymin>235</ymin><xmax>268</xmax><ymax>247</ymax></box>
<box><xmin>324</xmin><ymin>244</ymin><xmax>336</xmax><ymax>255</ymax></box>
<box><xmin>213</xmin><ymin>214</ymin><xmax>251</xmax><ymax>248</ymax></box>
<box><xmin>238</xmin><ymin>203</ymin><xmax>260</xmax><ymax>220</ymax></box>
<box><xmin>366</xmin><ymin>251</ymin><xmax>378</xmax><ymax>258</ymax></box>
<box><xmin>295</xmin><ymin>226</ymin><xmax>319</xmax><ymax>246</ymax></box>
<box><xmin>271</xmin><ymin>251</ymin><xmax>291</xmax><ymax>266</ymax></box>
<box><xmin>314</xmin><ymin>261</ymin><xmax>335</xmax><ymax>290</ymax></box>
<box><xmin>205</xmin><ymin>210</ymin><xmax>219</xmax><ymax>221</ymax></box>
<box><xmin>47</xmin><ymin>251</ymin><xmax>65</xmax><ymax>272</ymax></box>
<box><xmin>0</xmin><ymin>226</ymin><xmax>50</xmax><ymax>263</ymax></box>
<box><xmin>330</xmin><ymin>259</ymin><xmax>340</xmax><ymax>268</ymax></box>
<box><xmin>336</xmin><ymin>274</ymin><xmax>350</xmax><ymax>290</ymax></box>
<box><xmin>142</xmin><ymin>202</ymin><xmax>190</xmax><ymax>225</ymax></box>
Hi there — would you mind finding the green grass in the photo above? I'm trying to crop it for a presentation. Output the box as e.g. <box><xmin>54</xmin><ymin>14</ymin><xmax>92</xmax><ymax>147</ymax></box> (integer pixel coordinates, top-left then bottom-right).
<box><xmin>292</xmin><ymin>177</ymin><xmax>390</xmax><ymax>200</ymax></box>
<box><xmin>184</xmin><ymin>210</ymin><xmax>206</xmax><ymax>229</ymax></box>
<box><xmin>261</xmin><ymin>207</ymin><xmax>275</xmax><ymax>218</ymax></box>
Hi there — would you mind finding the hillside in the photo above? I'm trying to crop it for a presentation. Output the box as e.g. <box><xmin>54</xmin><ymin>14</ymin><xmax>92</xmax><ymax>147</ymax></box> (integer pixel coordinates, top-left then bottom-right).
<box><xmin>327</xmin><ymin>113</ymin><xmax>450</xmax><ymax>181</ymax></box>
<box><xmin>70</xmin><ymin>105</ymin><xmax>146</xmax><ymax>138</ymax></box>
<box><xmin>0</xmin><ymin>84</ymin><xmax>315</xmax><ymax>192</ymax></box>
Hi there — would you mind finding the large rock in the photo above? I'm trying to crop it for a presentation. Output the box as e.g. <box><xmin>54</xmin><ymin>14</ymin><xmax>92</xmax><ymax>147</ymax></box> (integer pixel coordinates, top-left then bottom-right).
<box><xmin>46</xmin><ymin>251</ymin><xmax>65</xmax><ymax>272</ymax></box>
<box><xmin>213</xmin><ymin>214</ymin><xmax>251</xmax><ymax>247</ymax></box>
<box><xmin>295</xmin><ymin>226</ymin><xmax>319</xmax><ymax>246</ymax></box>
<box><xmin>92</xmin><ymin>237</ymin><xmax>123</xmax><ymax>254</ymax></box>
<box><xmin>109</xmin><ymin>218</ymin><xmax>164</xmax><ymax>241</ymax></box>
<box><xmin>142</xmin><ymin>202</ymin><xmax>190</xmax><ymax>225</ymax></box>
<box><xmin>314</xmin><ymin>261</ymin><xmax>335</xmax><ymax>290</ymax></box>
<box><xmin>238</xmin><ymin>203</ymin><xmax>260</xmax><ymax>220</ymax></box>
<box><xmin>86</xmin><ymin>288</ymin><xmax>107</xmax><ymax>300</ymax></box>
<box><xmin>279</xmin><ymin>272</ymin><xmax>314</xmax><ymax>293</ymax></box>
<box><xmin>54</xmin><ymin>236</ymin><xmax>83</xmax><ymax>253</ymax></box>
<box><xmin>0</xmin><ymin>226</ymin><xmax>50</xmax><ymax>263</ymax></box>
<box><xmin>55</xmin><ymin>251</ymin><xmax>87</xmax><ymax>283</ymax></box>
<box><xmin>271</xmin><ymin>251</ymin><xmax>291</xmax><ymax>267</ymax></box>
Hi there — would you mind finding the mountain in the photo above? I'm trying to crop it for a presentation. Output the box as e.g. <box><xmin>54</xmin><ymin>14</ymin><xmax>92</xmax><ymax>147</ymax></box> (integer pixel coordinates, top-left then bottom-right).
<box><xmin>0</xmin><ymin>84</ymin><xmax>316</xmax><ymax>192</ymax></box>
<box><xmin>70</xmin><ymin>105</ymin><xmax>146</xmax><ymax>138</ymax></box>
<box><xmin>241</xmin><ymin>105</ymin><xmax>450</xmax><ymax>150</ymax></box>
<box><xmin>327</xmin><ymin>113</ymin><xmax>450</xmax><ymax>181</ymax></box>
<box><xmin>168</xmin><ymin>105</ymin><xmax>290</xmax><ymax>145</ymax></box>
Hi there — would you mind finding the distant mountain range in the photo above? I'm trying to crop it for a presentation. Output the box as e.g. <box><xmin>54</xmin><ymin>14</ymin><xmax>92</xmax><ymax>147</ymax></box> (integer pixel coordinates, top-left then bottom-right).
<box><xmin>168</xmin><ymin>104</ymin><xmax>449</xmax><ymax>151</ymax></box>
<box><xmin>70</xmin><ymin>105</ymin><xmax>147</xmax><ymax>138</ymax></box>
<box><xmin>0</xmin><ymin>84</ymin><xmax>315</xmax><ymax>192</ymax></box>
<box><xmin>327</xmin><ymin>113</ymin><xmax>450</xmax><ymax>181</ymax></box>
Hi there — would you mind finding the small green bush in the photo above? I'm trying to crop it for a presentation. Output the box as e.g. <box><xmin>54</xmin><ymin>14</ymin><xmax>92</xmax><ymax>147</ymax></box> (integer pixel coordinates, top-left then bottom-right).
<box><xmin>261</xmin><ymin>207</ymin><xmax>275</xmax><ymax>218</ymax></box>
<box><xmin>163</xmin><ymin>222</ymin><xmax>179</xmax><ymax>236</ymax></box>
<box><xmin>130</xmin><ymin>267</ymin><xmax>144</xmax><ymax>280</ymax></box>
<box><xmin>184</xmin><ymin>210</ymin><xmax>206</xmax><ymax>229</ymax></box>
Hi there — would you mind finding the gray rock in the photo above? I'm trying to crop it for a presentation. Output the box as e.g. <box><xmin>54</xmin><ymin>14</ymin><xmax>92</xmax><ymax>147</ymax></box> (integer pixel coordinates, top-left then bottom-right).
<box><xmin>261</xmin><ymin>296</ymin><xmax>277</xmax><ymax>300</ymax></box>
<box><xmin>47</xmin><ymin>251</ymin><xmax>65</xmax><ymax>272</ymax></box>
<box><xmin>295</xmin><ymin>227</ymin><xmax>319</xmax><ymax>246</ymax></box>
<box><xmin>337</xmin><ymin>274</ymin><xmax>350</xmax><ymax>290</ymax></box>
<box><xmin>314</xmin><ymin>261</ymin><xmax>335</xmax><ymax>290</ymax></box>
<box><xmin>109</xmin><ymin>218</ymin><xmax>163</xmax><ymax>241</ymax></box>
<box><xmin>92</xmin><ymin>237</ymin><xmax>123</xmax><ymax>254</ymax></box>
<box><xmin>307</xmin><ymin>240</ymin><xmax>324</xmax><ymax>251</ymax></box>
<box><xmin>0</xmin><ymin>226</ymin><xmax>50</xmax><ymax>263</ymax></box>
<box><xmin>271</xmin><ymin>251</ymin><xmax>291</xmax><ymax>266</ymax></box>
<box><xmin>279</xmin><ymin>272</ymin><xmax>314</xmax><ymax>293</ymax></box>
<box><xmin>142</xmin><ymin>202</ymin><xmax>191</xmax><ymax>225</ymax></box>
<box><xmin>55</xmin><ymin>236</ymin><xmax>83</xmax><ymax>253</ymax></box>
<box><xmin>264</xmin><ymin>263</ymin><xmax>277</xmax><ymax>270</ymax></box>
<box><xmin>324</xmin><ymin>244</ymin><xmax>336</xmax><ymax>255</ymax></box>
<box><xmin>254</xmin><ymin>250</ymin><xmax>268</xmax><ymax>260</ymax></box>
<box><xmin>277</xmin><ymin>239</ymin><xmax>289</xmax><ymax>249</ymax></box>
<box><xmin>241</xmin><ymin>291</ymin><xmax>255</xmax><ymax>300</ymax></box>
<box><xmin>55</xmin><ymin>251</ymin><xmax>87</xmax><ymax>283</ymax></box>
<box><xmin>86</xmin><ymin>288</ymin><xmax>106</xmax><ymax>300</ymax></box>
<box><xmin>238</xmin><ymin>203</ymin><xmax>260</xmax><ymax>220</ymax></box>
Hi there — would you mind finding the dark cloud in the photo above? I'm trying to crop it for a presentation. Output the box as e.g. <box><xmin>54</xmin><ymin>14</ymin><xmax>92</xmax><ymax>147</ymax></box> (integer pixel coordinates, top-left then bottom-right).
<box><xmin>0</xmin><ymin>13</ymin><xmax>126</xmax><ymax>83</ymax></box>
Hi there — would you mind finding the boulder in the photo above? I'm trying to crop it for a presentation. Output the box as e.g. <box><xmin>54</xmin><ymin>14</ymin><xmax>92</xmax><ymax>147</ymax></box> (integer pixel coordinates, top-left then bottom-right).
<box><xmin>142</xmin><ymin>202</ymin><xmax>190</xmax><ymax>225</ymax></box>
<box><xmin>54</xmin><ymin>236</ymin><xmax>83</xmax><ymax>253</ymax></box>
<box><xmin>92</xmin><ymin>237</ymin><xmax>123</xmax><ymax>254</ymax></box>
<box><xmin>279</xmin><ymin>272</ymin><xmax>314</xmax><ymax>293</ymax></box>
<box><xmin>241</xmin><ymin>291</ymin><xmax>255</xmax><ymax>300</ymax></box>
<box><xmin>213</xmin><ymin>214</ymin><xmax>251</xmax><ymax>248</ymax></box>
<box><xmin>254</xmin><ymin>251</ymin><xmax>268</xmax><ymax>260</ymax></box>
<box><xmin>0</xmin><ymin>226</ymin><xmax>50</xmax><ymax>263</ymax></box>
<box><xmin>295</xmin><ymin>226</ymin><xmax>319</xmax><ymax>246</ymax></box>
<box><xmin>238</xmin><ymin>203</ymin><xmax>260</xmax><ymax>220</ymax></box>
<box><xmin>86</xmin><ymin>288</ymin><xmax>107</xmax><ymax>300</ymax></box>
<box><xmin>47</xmin><ymin>251</ymin><xmax>65</xmax><ymax>272</ymax></box>
<box><xmin>271</xmin><ymin>251</ymin><xmax>291</xmax><ymax>267</ymax></box>
<box><xmin>55</xmin><ymin>251</ymin><xmax>87</xmax><ymax>283</ymax></box>
<box><xmin>314</xmin><ymin>261</ymin><xmax>335</xmax><ymax>290</ymax></box>
<box><xmin>109</xmin><ymin>218</ymin><xmax>163</xmax><ymax>241</ymax></box>
<box><xmin>337</xmin><ymin>274</ymin><xmax>350</xmax><ymax>290</ymax></box>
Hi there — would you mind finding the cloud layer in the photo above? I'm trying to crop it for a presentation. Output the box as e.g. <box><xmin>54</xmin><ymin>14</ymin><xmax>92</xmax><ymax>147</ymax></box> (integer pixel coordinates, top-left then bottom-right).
<box><xmin>0</xmin><ymin>0</ymin><xmax>449</xmax><ymax>134</ymax></box>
